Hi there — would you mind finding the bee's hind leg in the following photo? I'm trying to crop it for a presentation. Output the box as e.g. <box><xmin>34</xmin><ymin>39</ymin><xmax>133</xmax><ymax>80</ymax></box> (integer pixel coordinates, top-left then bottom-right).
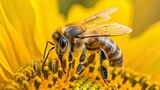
<box><xmin>99</xmin><ymin>48</ymin><xmax>110</xmax><ymax>85</ymax></box>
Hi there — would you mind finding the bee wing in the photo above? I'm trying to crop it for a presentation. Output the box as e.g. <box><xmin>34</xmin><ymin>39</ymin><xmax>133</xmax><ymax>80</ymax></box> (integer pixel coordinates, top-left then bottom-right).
<box><xmin>80</xmin><ymin>8</ymin><xmax>117</xmax><ymax>25</ymax></box>
<box><xmin>79</xmin><ymin>23</ymin><xmax>132</xmax><ymax>38</ymax></box>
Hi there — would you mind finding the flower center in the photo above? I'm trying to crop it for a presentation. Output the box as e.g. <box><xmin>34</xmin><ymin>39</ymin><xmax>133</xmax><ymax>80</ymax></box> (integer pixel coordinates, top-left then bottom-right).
<box><xmin>1</xmin><ymin>58</ymin><xmax>159</xmax><ymax>90</ymax></box>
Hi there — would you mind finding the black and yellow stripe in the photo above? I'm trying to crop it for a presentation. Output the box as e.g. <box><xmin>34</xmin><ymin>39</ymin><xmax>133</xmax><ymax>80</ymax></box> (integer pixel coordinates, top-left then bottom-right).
<box><xmin>86</xmin><ymin>37</ymin><xmax>123</xmax><ymax>67</ymax></box>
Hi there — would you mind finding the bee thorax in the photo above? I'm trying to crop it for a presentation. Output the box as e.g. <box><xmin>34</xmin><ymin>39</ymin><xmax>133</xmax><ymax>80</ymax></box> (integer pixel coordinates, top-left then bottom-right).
<box><xmin>63</xmin><ymin>24</ymin><xmax>84</xmax><ymax>40</ymax></box>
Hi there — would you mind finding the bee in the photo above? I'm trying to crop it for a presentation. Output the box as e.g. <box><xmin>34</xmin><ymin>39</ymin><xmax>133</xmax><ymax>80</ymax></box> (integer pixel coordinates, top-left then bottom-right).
<box><xmin>42</xmin><ymin>8</ymin><xmax>132</xmax><ymax>83</ymax></box>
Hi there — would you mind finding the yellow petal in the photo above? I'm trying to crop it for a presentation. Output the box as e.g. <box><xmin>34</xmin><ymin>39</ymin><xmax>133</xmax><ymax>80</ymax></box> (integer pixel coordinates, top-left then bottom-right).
<box><xmin>0</xmin><ymin>49</ymin><xmax>14</xmax><ymax>83</ymax></box>
<box><xmin>29</xmin><ymin>0</ymin><xmax>65</xmax><ymax>57</ymax></box>
<box><xmin>0</xmin><ymin>2</ymin><xmax>30</xmax><ymax>70</ymax></box>
<box><xmin>0</xmin><ymin>66</ymin><xmax>8</xmax><ymax>83</ymax></box>
<box><xmin>0</xmin><ymin>25</ymin><xmax>21</xmax><ymax>72</ymax></box>
<box><xmin>124</xmin><ymin>22</ymin><xmax>160</xmax><ymax>81</ymax></box>
<box><xmin>0</xmin><ymin>48</ymin><xmax>14</xmax><ymax>74</ymax></box>
<box><xmin>0</xmin><ymin>0</ymin><xmax>42</xmax><ymax>58</ymax></box>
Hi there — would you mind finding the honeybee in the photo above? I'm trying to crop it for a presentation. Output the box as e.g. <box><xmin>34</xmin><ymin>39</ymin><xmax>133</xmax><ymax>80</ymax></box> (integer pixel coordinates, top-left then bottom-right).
<box><xmin>42</xmin><ymin>8</ymin><xmax>132</xmax><ymax>83</ymax></box>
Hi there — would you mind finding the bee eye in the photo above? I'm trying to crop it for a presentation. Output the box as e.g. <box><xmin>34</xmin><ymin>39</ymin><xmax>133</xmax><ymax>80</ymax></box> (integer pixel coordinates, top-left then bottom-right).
<box><xmin>59</xmin><ymin>39</ymin><xmax>67</xmax><ymax>49</ymax></box>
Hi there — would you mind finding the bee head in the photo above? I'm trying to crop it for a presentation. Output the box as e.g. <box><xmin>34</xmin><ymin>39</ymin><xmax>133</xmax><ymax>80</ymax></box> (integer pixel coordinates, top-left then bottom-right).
<box><xmin>52</xmin><ymin>31</ymin><xmax>68</xmax><ymax>60</ymax></box>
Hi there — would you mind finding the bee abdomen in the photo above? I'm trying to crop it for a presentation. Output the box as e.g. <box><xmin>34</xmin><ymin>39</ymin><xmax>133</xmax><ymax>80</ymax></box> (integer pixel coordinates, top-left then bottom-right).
<box><xmin>100</xmin><ymin>38</ymin><xmax>123</xmax><ymax>67</ymax></box>
<box><xmin>86</xmin><ymin>37</ymin><xmax>123</xmax><ymax>67</ymax></box>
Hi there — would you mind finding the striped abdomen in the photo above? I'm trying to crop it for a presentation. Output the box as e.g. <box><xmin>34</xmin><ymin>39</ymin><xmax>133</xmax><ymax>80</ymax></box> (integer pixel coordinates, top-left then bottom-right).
<box><xmin>86</xmin><ymin>37</ymin><xmax>123</xmax><ymax>67</ymax></box>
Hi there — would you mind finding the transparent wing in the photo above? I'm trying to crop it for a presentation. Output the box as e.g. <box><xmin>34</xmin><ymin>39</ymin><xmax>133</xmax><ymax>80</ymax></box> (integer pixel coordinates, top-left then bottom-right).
<box><xmin>79</xmin><ymin>23</ymin><xmax>132</xmax><ymax>38</ymax></box>
<box><xmin>80</xmin><ymin>8</ymin><xmax>117</xmax><ymax>25</ymax></box>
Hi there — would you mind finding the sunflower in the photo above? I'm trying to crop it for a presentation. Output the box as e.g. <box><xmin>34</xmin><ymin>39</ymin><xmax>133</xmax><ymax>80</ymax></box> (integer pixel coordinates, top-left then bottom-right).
<box><xmin>0</xmin><ymin>0</ymin><xmax>160</xmax><ymax>89</ymax></box>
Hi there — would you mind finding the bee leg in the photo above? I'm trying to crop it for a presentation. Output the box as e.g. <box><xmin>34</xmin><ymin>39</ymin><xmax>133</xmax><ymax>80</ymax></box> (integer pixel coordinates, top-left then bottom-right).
<box><xmin>59</xmin><ymin>56</ymin><xmax>66</xmax><ymax>74</ymax></box>
<box><xmin>67</xmin><ymin>51</ymin><xmax>73</xmax><ymax>76</ymax></box>
<box><xmin>100</xmin><ymin>48</ymin><xmax>110</xmax><ymax>84</ymax></box>
<box><xmin>76</xmin><ymin>51</ymin><xmax>86</xmax><ymax>74</ymax></box>
<box><xmin>42</xmin><ymin>41</ymin><xmax>55</xmax><ymax>67</ymax></box>
<box><xmin>87</xmin><ymin>53</ymin><xmax>96</xmax><ymax>64</ymax></box>
<box><xmin>67</xmin><ymin>41</ymin><xmax>75</xmax><ymax>76</ymax></box>
<box><xmin>43</xmin><ymin>41</ymin><xmax>54</xmax><ymax>59</ymax></box>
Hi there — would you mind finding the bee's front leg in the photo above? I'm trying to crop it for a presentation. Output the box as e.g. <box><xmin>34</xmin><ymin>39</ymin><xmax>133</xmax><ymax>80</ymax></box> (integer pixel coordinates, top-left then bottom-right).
<box><xmin>100</xmin><ymin>48</ymin><xmax>110</xmax><ymax>84</ymax></box>
<box><xmin>42</xmin><ymin>41</ymin><xmax>55</xmax><ymax>67</ymax></box>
